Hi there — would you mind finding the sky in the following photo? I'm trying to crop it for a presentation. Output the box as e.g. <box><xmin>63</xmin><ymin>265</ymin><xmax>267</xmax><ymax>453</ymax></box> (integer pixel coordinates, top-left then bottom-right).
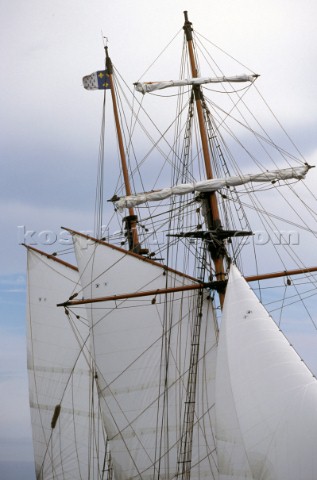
<box><xmin>1</xmin><ymin>0</ymin><xmax>317</xmax><ymax>478</ymax></box>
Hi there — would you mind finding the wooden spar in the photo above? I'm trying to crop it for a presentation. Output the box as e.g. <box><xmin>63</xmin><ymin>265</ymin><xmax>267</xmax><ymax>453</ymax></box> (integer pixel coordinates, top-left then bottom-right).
<box><xmin>183</xmin><ymin>11</ymin><xmax>226</xmax><ymax>307</ymax></box>
<box><xmin>56</xmin><ymin>264</ymin><xmax>317</xmax><ymax>308</ymax></box>
<box><xmin>57</xmin><ymin>283</ymin><xmax>205</xmax><ymax>307</ymax></box>
<box><xmin>105</xmin><ymin>47</ymin><xmax>133</xmax><ymax>200</ymax></box>
<box><xmin>245</xmin><ymin>266</ymin><xmax>317</xmax><ymax>282</ymax></box>
<box><xmin>105</xmin><ymin>47</ymin><xmax>140</xmax><ymax>253</ymax></box>
<box><xmin>23</xmin><ymin>244</ymin><xmax>78</xmax><ymax>272</ymax></box>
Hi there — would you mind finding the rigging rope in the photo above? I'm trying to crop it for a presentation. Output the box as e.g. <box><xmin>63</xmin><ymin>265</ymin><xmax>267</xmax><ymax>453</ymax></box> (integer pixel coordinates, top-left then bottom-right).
<box><xmin>94</xmin><ymin>91</ymin><xmax>107</xmax><ymax>239</ymax></box>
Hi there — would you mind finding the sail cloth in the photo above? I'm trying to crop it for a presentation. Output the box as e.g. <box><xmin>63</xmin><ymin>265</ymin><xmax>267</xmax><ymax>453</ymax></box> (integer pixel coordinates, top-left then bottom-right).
<box><xmin>216</xmin><ymin>265</ymin><xmax>317</xmax><ymax>479</ymax></box>
<box><xmin>114</xmin><ymin>164</ymin><xmax>310</xmax><ymax>211</ymax></box>
<box><xmin>72</xmin><ymin>232</ymin><xmax>219</xmax><ymax>480</ymax></box>
<box><xmin>134</xmin><ymin>74</ymin><xmax>258</xmax><ymax>94</ymax></box>
<box><xmin>82</xmin><ymin>69</ymin><xmax>111</xmax><ymax>90</ymax></box>
<box><xmin>26</xmin><ymin>249</ymin><xmax>107</xmax><ymax>479</ymax></box>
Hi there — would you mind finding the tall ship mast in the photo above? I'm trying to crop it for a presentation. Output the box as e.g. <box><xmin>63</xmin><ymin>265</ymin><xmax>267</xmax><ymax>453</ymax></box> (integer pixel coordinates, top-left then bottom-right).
<box><xmin>25</xmin><ymin>11</ymin><xmax>317</xmax><ymax>480</ymax></box>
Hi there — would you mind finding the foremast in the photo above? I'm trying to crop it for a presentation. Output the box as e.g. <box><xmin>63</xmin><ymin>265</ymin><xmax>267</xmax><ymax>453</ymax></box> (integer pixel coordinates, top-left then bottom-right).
<box><xmin>105</xmin><ymin>47</ymin><xmax>147</xmax><ymax>254</ymax></box>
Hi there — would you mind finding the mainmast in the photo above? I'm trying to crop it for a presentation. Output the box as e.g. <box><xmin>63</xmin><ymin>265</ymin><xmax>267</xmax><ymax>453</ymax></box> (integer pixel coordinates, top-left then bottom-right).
<box><xmin>183</xmin><ymin>11</ymin><xmax>227</xmax><ymax>306</ymax></box>
<box><xmin>105</xmin><ymin>47</ymin><xmax>146</xmax><ymax>254</ymax></box>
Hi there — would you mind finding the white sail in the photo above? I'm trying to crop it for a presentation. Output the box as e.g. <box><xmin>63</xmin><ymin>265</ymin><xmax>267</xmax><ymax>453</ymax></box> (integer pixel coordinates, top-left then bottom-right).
<box><xmin>215</xmin><ymin>264</ymin><xmax>317</xmax><ymax>479</ymax></box>
<box><xmin>114</xmin><ymin>165</ymin><xmax>310</xmax><ymax>211</ymax></box>
<box><xmin>72</xmin><ymin>232</ymin><xmax>219</xmax><ymax>480</ymax></box>
<box><xmin>135</xmin><ymin>74</ymin><xmax>258</xmax><ymax>94</ymax></box>
<box><xmin>26</xmin><ymin>248</ymin><xmax>108</xmax><ymax>479</ymax></box>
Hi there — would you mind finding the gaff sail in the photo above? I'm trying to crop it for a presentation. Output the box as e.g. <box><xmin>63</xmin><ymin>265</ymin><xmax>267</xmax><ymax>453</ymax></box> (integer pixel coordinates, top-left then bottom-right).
<box><xmin>26</xmin><ymin>248</ymin><xmax>108</xmax><ymax>479</ymax></box>
<box><xmin>71</xmin><ymin>231</ymin><xmax>219</xmax><ymax>480</ymax></box>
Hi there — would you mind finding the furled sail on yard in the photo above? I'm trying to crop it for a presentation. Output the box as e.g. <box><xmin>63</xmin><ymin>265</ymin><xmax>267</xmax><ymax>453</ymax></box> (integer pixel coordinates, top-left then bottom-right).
<box><xmin>135</xmin><ymin>74</ymin><xmax>258</xmax><ymax>94</ymax></box>
<box><xmin>26</xmin><ymin>248</ymin><xmax>109</xmax><ymax>479</ymax></box>
<box><xmin>114</xmin><ymin>165</ymin><xmax>310</xmax><ymax>211</ymax></box>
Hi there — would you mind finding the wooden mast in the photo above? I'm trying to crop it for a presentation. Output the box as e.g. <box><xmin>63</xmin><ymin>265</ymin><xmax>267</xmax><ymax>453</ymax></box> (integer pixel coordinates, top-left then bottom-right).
<box><xmin>183</xmin><ymin>11</ymin><xmax>226</xmax><ymax>307</ymax></box>
<box><xmin>105</xmin><ymin>47</ymin><xmax>145</xmax><ymax>254</ymax></box>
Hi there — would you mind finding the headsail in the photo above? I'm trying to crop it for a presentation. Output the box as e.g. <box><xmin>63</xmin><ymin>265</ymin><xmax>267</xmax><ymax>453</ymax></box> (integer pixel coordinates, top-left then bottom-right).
<box><xmin>216</xmin><ymin>265</ymin><xmax>317</xmax><ymax>479</ymax></box>
<box><xmin>26</xmin><ymin>248</ymin><xmax>109</xmax><ymax>479</ymax></box>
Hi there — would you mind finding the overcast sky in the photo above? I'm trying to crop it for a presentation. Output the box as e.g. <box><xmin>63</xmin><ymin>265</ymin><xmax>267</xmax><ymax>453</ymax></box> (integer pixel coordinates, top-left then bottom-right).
<box><xmin>1</xmin><ymin>1</ymin><xmax>316</xmax><ymax>478</ymax></box>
